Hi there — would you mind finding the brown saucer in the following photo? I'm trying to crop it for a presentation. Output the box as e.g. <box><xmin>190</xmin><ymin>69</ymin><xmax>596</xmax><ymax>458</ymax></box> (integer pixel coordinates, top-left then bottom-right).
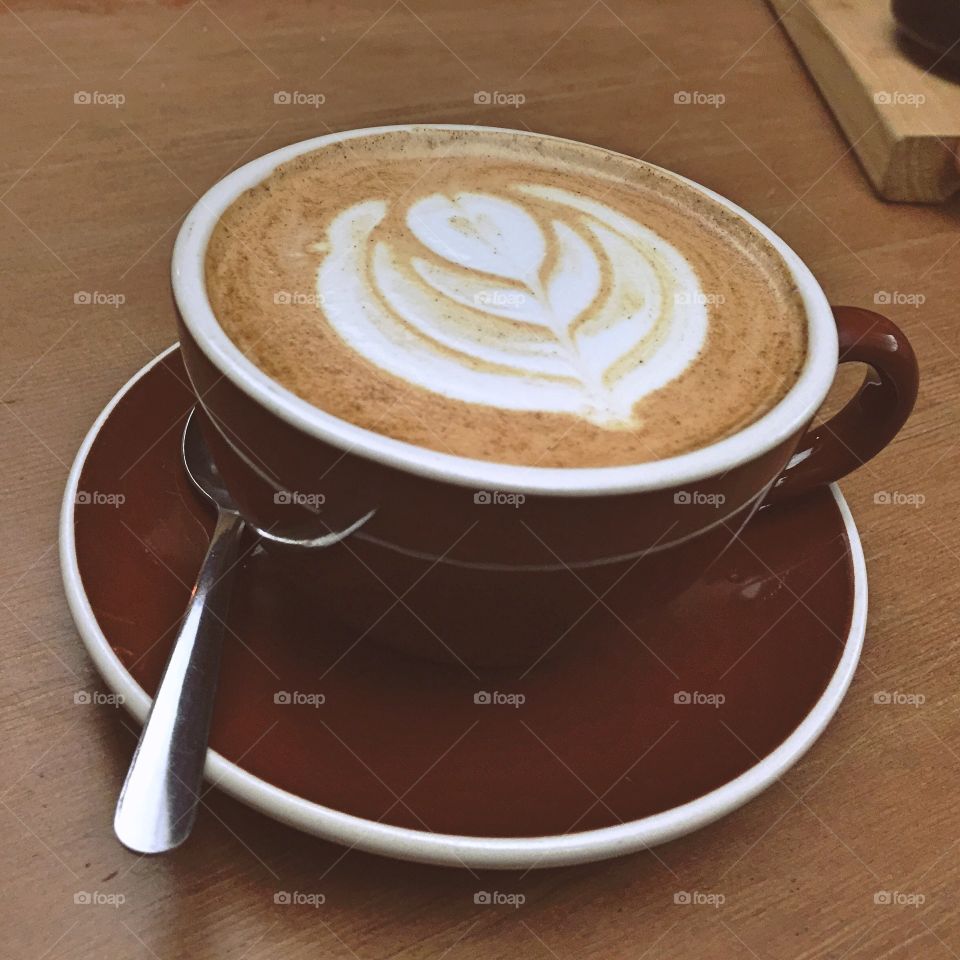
<box><xmin>61</xmin><ymin>347</ymin><xmax>863</xmax><ymax>868</ymax></box>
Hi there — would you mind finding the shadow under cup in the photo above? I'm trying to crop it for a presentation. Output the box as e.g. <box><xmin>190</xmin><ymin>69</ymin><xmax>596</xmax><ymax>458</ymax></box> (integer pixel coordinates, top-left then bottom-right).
<box><xmin>178</xmin><ymin>332</ymin><xmax>793</xmax><ymax>668</ymax></box>
<box><xmin>176</xmin><ymin>304</ymin><xmax>916</xmax><ymax>669</ymax></box>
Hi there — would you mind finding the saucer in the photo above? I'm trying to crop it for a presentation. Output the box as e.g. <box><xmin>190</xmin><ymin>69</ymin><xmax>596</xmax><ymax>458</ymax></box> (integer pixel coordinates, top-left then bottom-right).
<box><xmin>60</xmin><ymin>346</ymin><xmax>865</xmax><ymax>870</ymax></box>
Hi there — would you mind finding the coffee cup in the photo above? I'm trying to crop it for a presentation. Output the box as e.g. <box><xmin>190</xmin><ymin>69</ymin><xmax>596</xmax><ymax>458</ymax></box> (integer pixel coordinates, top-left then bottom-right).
<box><xmin>172</xmin><ymin>125</ymin><xmax>917</xmax><ymax>668</ymax></box>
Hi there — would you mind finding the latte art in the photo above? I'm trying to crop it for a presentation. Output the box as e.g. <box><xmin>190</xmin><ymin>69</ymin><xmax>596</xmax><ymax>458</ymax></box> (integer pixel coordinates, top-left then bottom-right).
<box><xmin>316</xmin><ymin>186</ymin><xmax>707</xmax><ymax>428</ymax></box>
<box><xmin>206</xmin><ymin>127</ymin><xmax>808</xmax><ymax>467</ymax></box>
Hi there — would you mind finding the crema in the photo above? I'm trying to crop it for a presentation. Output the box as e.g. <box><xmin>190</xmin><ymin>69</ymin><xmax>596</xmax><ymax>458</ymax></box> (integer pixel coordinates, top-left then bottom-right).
<box><xmin>205</xmin><ymin>127</ymin><xmax>807</xmax><ymax>467</ymax></box>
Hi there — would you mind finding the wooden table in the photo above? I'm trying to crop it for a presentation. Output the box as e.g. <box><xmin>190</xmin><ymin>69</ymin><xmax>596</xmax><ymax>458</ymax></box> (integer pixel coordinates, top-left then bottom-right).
<box><xmin>2</xmin><ymin>2</ymin><xmax>957</xmax><ymax>957</ymax></box>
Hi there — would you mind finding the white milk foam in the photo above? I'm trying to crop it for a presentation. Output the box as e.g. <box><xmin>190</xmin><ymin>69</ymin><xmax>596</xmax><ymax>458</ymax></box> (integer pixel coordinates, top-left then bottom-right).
<box><xmin>315</xmin><ymin>183</ymin><xmax>708</xmax><ymax>428</ymax></box>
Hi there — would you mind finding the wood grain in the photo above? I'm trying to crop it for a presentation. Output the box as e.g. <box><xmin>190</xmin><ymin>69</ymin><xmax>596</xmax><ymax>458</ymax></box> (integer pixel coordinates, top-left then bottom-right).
<box><xmin>1</xmin><ymin>1</ymin><xmax>958</xmax><ymax>958</ymax></box>
<box><xmin>768</xmin><ymin>0</ymin><xmax>960</xmax><ymax>201</ymax></box>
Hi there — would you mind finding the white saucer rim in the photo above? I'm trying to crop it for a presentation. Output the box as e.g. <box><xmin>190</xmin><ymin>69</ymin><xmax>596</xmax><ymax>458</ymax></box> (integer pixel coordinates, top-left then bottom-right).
<box><xmin>59</xmin><ymin>345</ymin><xmax>867</xmax><ymax>871</ymax></box>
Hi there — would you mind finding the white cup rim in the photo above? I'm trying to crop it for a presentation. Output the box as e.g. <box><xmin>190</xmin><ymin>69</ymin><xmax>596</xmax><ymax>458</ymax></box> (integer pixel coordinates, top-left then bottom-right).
<box><xmin>172</xmin><ymin>123</ymin><xmax>837</xmax><ymax>497</ymax></box>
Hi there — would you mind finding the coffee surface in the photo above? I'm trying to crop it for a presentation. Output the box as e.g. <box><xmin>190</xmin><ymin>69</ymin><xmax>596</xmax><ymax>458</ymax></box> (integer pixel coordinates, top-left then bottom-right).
<box><xmin>206</xmin><ymin>128</ymin><xmax>807</xmax><ymax>467</ymax></box>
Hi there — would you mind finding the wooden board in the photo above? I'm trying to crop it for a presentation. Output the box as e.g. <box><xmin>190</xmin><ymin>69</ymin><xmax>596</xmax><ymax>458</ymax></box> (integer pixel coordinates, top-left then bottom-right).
<box><xmin>768</xmin><ymin>0</ymin><xmax>960</xmax><ymax>202</ymax></box>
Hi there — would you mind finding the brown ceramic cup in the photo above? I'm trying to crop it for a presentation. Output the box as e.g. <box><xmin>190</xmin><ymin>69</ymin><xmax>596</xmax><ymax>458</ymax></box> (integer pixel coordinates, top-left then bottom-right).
<box><xmin>171</xmin><ymin>126</ymin><xmax>918</xmax><ymax>668</ymax></box>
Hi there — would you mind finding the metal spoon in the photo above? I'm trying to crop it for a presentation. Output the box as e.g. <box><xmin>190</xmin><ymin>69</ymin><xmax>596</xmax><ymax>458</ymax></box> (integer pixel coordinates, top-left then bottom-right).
<box><xmin>114</xmin><ymin>408</ymin><xmax>245</xmax><ymax>854</ymax></box>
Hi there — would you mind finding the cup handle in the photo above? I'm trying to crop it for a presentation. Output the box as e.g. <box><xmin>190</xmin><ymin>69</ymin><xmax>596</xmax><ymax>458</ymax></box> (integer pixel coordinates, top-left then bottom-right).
<box><xmin>767</xmin><ymin>305</ymin><xmax>919</xmax><ymax>503</ymax></box>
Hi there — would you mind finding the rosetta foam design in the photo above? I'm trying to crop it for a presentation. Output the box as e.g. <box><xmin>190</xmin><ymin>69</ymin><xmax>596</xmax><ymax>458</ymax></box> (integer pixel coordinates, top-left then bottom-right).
<box><xmin>316</xmin><ymin>184</ymin><xmax>709</xmax><ymax>428</ymax></box>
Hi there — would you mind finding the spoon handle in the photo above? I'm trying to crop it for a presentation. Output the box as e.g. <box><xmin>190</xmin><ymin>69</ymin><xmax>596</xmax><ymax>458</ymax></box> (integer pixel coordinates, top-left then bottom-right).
<box><xmin>114</xmin><ymin>509</ymin><xmax>245</xmax><ymax>853</ymax></box>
